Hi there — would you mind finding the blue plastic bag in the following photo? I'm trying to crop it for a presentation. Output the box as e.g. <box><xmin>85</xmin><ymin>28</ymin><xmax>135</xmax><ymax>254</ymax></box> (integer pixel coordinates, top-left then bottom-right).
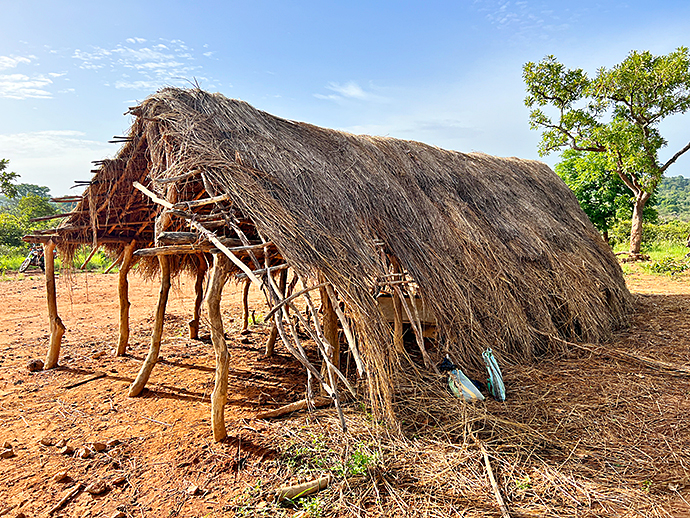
<box><xmin>482</xmin><ymin>348</ymin><xmax>505</xmax><ymax>401</ymax></box>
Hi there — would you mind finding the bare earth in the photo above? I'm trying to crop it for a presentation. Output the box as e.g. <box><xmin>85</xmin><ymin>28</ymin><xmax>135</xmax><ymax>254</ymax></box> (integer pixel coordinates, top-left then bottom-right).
<box><xmin>0</xmin><ymin>270</ymin><xmax>306</xmax><ymax>517</ymax></box>
<box><xmin>0</xmin><ymin>266</ymin><xmax>689</xmax><ymax>517</ymax></box>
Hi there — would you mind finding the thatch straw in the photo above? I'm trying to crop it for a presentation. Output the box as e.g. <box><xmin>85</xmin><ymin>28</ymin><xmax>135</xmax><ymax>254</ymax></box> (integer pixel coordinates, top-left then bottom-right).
<box><xmin>55</xmin><ymin>87</ymin><xmax>632</xmax><ymax>422</ymax></box>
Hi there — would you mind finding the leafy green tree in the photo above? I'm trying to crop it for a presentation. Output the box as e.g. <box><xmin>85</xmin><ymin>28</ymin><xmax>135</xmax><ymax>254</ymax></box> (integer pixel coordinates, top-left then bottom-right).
<box><xmin>523</xmin><ymin>47</ymin><xmax>690</xmax><ymax>257</ymax></box>
<box><xmin>656</xmin><ymin>176</ymin><xmax>690</xmax><ymax>220</ymax></box>
<box><xmin>555</xmin><ymin>150</ymin><xmax>631</xmax><ymax>242</ymax></box>
<box><xmin>0</xmin><ymin>159</ymin><xmax>20</xmax><ymax>199</ymax></box>
<box><xmin>17</xmin><ymin>193</ymin><xmax>58</xmax><ymax>223</ymax></box>
<box><xmin>0</xmin><ymin>213</ymin><xmax>24</xmax><ymax>247</ymax></box>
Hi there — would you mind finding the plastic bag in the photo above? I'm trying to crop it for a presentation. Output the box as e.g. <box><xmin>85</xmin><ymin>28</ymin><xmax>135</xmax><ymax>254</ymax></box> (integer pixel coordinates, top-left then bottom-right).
<box><xmin>482</xmin><ymin>348</ymin><xmax>505</xmax><ymax>401</ymax></box>
<box><xmin>448</xmin><ymin>368</ymin><xmax>485</xmax><ymax>402</ymax></box>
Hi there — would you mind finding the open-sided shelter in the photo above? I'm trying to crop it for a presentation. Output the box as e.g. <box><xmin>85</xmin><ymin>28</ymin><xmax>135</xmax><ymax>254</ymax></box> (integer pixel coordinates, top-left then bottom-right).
<box><xmin>26</xmin><ymin>87</ymin><xmax>632</xmax><ymax>440</ymax></box>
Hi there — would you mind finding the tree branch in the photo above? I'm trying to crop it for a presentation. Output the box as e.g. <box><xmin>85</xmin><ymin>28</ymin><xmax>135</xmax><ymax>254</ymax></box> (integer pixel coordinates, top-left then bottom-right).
<box><xmin>661</xmin><ymin>140</ymin><xmax>690</xmax><ymax>173</ymax></box>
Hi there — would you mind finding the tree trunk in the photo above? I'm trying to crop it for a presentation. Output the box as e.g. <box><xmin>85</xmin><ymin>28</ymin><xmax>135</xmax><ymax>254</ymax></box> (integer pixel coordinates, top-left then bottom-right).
<box><xmin>629</xmin><ymin>191</ymin><xmax>651</xmax><ymax>256</ymax></box>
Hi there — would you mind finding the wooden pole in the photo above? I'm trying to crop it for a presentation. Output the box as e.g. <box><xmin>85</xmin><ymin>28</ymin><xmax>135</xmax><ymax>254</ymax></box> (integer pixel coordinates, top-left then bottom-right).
<box><xmin>206</xmin><ymin>254</ymin><xmax>232</xmax><ymax>441</ymax></box>
<box><xmin>319</xmin><ymin>274</ymin><xmax>340</xmax><ymax>393</ymax></box>
<box><xmin>79</xmin><ymin>244</ymin><xmax>101</xmax><ymax>270</ymax></box>
<box><xmin>240</xmin><ymin>279</ymin><xmax>251</xmax><ymax>333</ymax></box>
<box><xmin>116</xmin><ymin>240</ymin><xmax>137</xmax><ymax>356</ymax></box>
<box><xmin>128</xmin><ymin>255</ymin><xmax>171</xmax><ymax>397</ymax></box>
<box><xmin>264</xmin><ymin>268</ymin><xmax>288</xmax><ymax>356</ymax></box>
<box><xmin>189</xmin><ymin>253</ymin><xmax>208</xmax><ymax>340</ymax></box>
<box><xmin>44</xmin><ymin>240</ymin><xmax>65</xmax><ymax>369</ymax></box>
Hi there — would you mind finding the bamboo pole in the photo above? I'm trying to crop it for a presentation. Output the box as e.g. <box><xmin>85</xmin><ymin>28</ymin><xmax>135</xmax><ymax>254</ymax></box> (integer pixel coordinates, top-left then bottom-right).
<box><xmin>189</xmin><ymin>253</ymin><xmax>208</xmax><ymax>340</ymax></box>
<box><xmin>128</xmin><ymin>255</ymin><xmax>171</xmax><ymax>397</ymax></box>
<box><xmin>44</xmin><ymin>240</ymin><xmax>65</xmax><ymax>369</ymax></box>
<box><xmin>206</xmin><ymin>254</ymin><xmax>232</xmax><ymax>441</ymax></box>
<box><xmin>116</xmin><ymin>240</ymin><xmax>137</xmax><ymax>356</ymax></box>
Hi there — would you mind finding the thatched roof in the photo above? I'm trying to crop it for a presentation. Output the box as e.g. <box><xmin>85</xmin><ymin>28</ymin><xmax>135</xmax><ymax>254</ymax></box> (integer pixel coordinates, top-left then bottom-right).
<box><xmin>40</xmin><ymin>87</ymin><xmax>632</xmax><ymax>418</ymax></box>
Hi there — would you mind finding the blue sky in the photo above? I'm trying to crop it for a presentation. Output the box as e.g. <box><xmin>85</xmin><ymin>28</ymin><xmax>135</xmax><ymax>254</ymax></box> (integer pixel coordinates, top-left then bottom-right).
<box><xmin>2</xmin><ymin>0</ymin><xmax>690</xmax><ymax>196</ymax></box>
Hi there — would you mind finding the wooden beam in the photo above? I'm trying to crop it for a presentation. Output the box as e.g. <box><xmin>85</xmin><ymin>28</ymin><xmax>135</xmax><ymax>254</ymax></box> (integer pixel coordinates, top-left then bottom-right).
<box><xmin>134</xmin><ymin>244</ymin><xmax>215</xmax><ymax>256</ymax></box>
<box><xmin>133</xmin><ymin>240</ymin><xmax>266</xmax><ymax>257</ymax></box>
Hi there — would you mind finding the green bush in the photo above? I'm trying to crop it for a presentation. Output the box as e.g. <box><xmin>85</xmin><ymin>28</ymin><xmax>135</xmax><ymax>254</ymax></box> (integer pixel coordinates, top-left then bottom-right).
<box><xmin>0</xmin><ymin>214</ymin><xmax>26</xmax><ymax>247</ymax></box>
<box><xmin>609</xmin><ymin>219</ymin><xmax>690</xmax><ymax>247</ymax></box>
<box><xmin>646</xmin><ymin>256</ymin><xmax>690</xmax><ymax>275</ymax></box>
<box><xmin>0</xmin><ymin>245</ymin><xmax>28</xmax><ymax>272</ymax></box>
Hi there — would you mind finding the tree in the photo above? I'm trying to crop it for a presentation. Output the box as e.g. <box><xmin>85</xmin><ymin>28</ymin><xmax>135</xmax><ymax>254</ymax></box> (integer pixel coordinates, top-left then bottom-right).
<box><xmin>555</xmin><ymin>150</ymin><xmax>631</xmax><ymax>242</ymax></box>
<box><xmin>523</xmin><ymin>47</ymin><xmax>690</xmax><ymax>257</ymax></box>
<box><xmin>0</xmin><ymin>159</ymin><xmax>20</xmax><ymax>199</ymax></box>
<box><xmin>17</xmin><ymin>193</ymin><xmax>58</xmax><ymax>222</ymax></box>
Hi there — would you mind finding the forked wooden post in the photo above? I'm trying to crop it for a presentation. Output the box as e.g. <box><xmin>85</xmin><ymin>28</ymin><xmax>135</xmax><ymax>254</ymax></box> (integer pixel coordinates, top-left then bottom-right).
<box><xmin>206</xmin><ymin>254</ymin><xmax>232</xmax><ymax>441</ymax></box>
<box><xmin>116</xmin><ymin>240</ymin><xmax>137</xmax><ymax>356</ymax></box>
<box><xmin>240</xmin><ymin>279</ymin><xmax>251</xmax><ymax>332</ymax></box>
<box><xmin>44</xmin><ymin>240</ymin><xmax>65</xmax><ymax>369</ymax></box>
<box><xmin>189</xmin><ymin>253</ymin><xmax>208</xmax><ymax>340</ymax></box>
<box><xmin>128</xmin><ymin>255</ymin><xmax>171</xmax><ymax>397</ymax></box>
<box><xmin>264</xmin><ymin>268</ymin><xmax>288</xmax><ymax>356</ymax></box>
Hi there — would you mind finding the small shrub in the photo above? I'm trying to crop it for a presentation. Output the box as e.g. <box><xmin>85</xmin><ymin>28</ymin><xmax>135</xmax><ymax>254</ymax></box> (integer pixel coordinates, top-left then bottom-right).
<box><xmin>646</xmin><ymin>257</ymin><xmax>690</xmax><ymax>276</ymax></box>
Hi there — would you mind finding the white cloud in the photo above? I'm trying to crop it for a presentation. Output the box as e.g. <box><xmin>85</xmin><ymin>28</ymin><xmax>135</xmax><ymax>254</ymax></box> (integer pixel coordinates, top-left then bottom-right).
<box><xmin>0</xmin><ymin>73</ymin><xmax>53</xmax><ymax>99</ymax></box>
<box><xmin>0</xmin><ymin>56</ymin><xmax>32</xmax><ymax>71</ymax></box>
<box><xmin>0</xmin><ymin>131</ymin><xmax>114</xmax><ymax>196</ymax></box>
<box><xmin>72</xmin><ymin>38</ymin><xmax>206</xmax><ymax>90</ymax></box>
<box><xmin>315</xmin><ymin>81</ymin><xmax>389</xmax><ymax>103</ymax></box>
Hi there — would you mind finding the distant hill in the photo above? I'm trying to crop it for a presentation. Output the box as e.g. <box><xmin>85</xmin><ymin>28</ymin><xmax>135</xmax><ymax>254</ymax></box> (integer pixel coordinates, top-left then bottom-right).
<box><xmin>657</xmin><ymin>176</ymin><xmax>690</xmax><ymax>221</ymax></box>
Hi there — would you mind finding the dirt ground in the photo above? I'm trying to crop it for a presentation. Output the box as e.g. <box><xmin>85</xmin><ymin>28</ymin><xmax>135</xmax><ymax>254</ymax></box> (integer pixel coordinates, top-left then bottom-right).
<box><xmin>0</xmin><ymin>265</ymin><xmax>689</xmax><ymax>517</ymax></box>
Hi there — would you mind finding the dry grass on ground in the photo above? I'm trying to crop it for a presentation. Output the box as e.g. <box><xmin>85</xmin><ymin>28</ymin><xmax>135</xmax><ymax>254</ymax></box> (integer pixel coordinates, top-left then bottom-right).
<box><xmin>0</xmin><ymin>266</ymin><xmax>689</xmax><ymax>517</ymax></box>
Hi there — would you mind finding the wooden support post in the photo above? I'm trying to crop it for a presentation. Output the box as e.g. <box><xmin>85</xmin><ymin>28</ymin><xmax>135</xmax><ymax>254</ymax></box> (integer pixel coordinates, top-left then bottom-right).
<box><xmin>128</xmin><ymin>255</ymin><xmax>171</xmax><ymax>397</ymax></box>
<box><xmin>116</xmin><ymin>240</ymin><xmax>137</xmax><ymax>356</ymax></box>
<box><xmin>240</xmin><ymin>279</ymin><xmax>251</xmax><ymax>333</ymax></box>
<box><xmin>206</xmin><ymin>254</ymin><xmax>232</xmax><ymax>441</ymax></box>
<box><xmin>264</xmin><ymin>268</ymin><xmax>288</xmax><ymax>356</ymax></box>
<box><xmin>319</xmin><ymin>275</ymin><xmax>340</xmax><ymax>393</ymax></box>
<box><xmin>189</xmin><ymin>253</ymin><xmax>208</xmax><ymax>340</ymax></box>
<box><xmin>44</xmin><ymin>240</ymin><xmax>65</xmax><ymax>369</ymax></box>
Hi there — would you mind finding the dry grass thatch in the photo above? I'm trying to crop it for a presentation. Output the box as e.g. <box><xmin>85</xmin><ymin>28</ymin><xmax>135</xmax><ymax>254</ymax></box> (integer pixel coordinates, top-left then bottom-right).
<box><xmin>48</xmin><ymin>87</ymin><xmax>631</xmax><ymax>421</ymax></box>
